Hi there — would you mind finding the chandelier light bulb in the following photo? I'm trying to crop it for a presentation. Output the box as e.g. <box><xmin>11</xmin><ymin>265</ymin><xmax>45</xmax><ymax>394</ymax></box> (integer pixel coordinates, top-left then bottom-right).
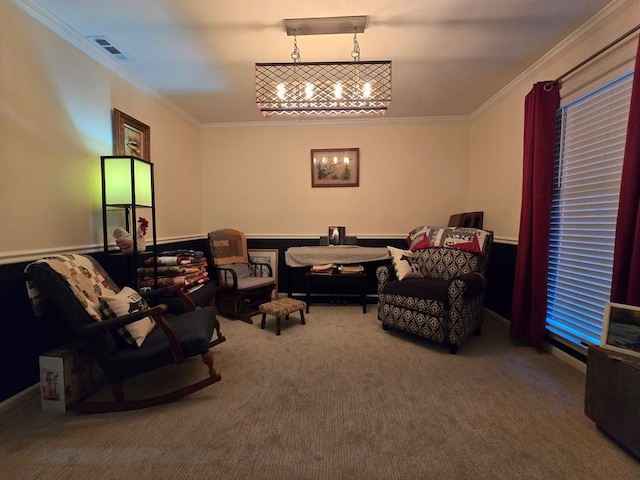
<box><xmin>305</xmin><ymin>83</ymin><xmax>314</xmax><ymax>99</ymax></box>
<box><xmin>276</xmin><ymin>83</ymin><xmax>286</xmax><ymax>100</ymax></box>
<box><xmin>363</xmin><ymin>82</ymin><xmax>372</xmax><ymax>99</ymax></box>
<box><xmin>334</xmin><ymin>82</ymin><xmax>343</xmax><ymax>99</ymax></box>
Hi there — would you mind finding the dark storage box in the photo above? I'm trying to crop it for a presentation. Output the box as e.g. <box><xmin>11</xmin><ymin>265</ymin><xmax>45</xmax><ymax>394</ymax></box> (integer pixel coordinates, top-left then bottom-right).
<box><xmin>585</xmin><ymin>345</ymin><xmax>640</xmax><ymax>458</ymax></box>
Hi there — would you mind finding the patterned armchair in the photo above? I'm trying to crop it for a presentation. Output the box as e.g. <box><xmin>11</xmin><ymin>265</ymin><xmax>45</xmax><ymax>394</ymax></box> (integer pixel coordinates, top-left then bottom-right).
<box><xmin>377</xmin><ymin>227</ymin><xmax>493</xmax><ymax>354</ymax></box>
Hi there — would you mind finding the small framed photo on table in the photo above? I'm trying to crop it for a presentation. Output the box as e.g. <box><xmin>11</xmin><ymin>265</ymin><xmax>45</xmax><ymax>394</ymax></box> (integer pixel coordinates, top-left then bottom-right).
<box><xmin>601</xmin><ymin>302</ymin><xmax>640</xmax><ymax>358</ymax></box>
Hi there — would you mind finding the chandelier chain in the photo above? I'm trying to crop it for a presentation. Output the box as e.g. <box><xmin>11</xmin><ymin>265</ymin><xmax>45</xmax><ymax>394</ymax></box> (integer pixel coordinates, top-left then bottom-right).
<box><xmin>291</xmin><ymin>34</ymin><xmax>301</xmax><ymax>63</ymax></box>
<box><xmin>351</xmin><ymin>32</ymin><xmax>361</xmax><ymax>62</ymax></box>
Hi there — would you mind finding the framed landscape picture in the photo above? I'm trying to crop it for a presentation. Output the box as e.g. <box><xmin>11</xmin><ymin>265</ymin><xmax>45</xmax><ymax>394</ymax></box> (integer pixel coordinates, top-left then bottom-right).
<box><xmin>248</xmin><ymin>249</ymin><xmax>278</xmax><ymax>299</ymax></box>
<box><xmin>113</xmin><ymin>108</ymin><xmax>151</xmax><ymax>161</ymax></box>
<box><xmin>311</xmin><ymin>148</ymin><xmax>359</xmax><ymax>187</ymax></box>
<box><xmin>601</xmin><ymin>302</ymin><xmax>640</xmax><ymax>358</ymax></box>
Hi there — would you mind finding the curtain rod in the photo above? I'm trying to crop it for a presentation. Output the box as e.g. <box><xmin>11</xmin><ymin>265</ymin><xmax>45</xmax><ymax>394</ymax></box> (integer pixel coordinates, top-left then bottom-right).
<box><xmin>544</xmin><ymin>23</ymin><xmax>640</xmax><ymax>91</ymax></box>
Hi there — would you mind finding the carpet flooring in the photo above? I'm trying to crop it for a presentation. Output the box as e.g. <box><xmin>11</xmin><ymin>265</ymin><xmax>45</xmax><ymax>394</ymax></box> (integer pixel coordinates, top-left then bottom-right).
<box><xmin>0</xmin><ymin>305</ymin><xmax>639</xmax><ymax>479</ymax></box>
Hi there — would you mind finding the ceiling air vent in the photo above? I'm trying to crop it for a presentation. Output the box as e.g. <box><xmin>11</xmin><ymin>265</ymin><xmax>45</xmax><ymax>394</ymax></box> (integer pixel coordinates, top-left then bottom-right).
<box><xmin>87</xmin><ymin>36</ymin><xmax>133</xmax><ymax>62</ymax></box>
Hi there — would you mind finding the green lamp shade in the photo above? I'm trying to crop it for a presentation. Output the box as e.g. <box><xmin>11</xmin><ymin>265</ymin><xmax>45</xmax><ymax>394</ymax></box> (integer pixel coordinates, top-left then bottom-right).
<box><xmin>103</xmin><ymin>156</ymin><xmax>152</xmax><ymax>206</ymax></box>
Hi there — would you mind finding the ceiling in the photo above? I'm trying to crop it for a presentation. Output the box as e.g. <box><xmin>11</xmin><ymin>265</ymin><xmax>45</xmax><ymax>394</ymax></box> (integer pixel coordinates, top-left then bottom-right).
<box><xmin>28</xmin><ymin>0</ymin><xmax>614</xmax><ymax>124</ymax></box>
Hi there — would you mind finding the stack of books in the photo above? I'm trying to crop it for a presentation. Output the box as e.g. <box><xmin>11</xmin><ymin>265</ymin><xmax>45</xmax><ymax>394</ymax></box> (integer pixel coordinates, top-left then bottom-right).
<box><xmin>338</xmin><ymin>264</ymin><xmax>364</xmax><ymax>274</ymax></box>
<box><xmin>310</xmin><ymin>263</ymin><xmax>335</xmax><ymax>275</ymax></box>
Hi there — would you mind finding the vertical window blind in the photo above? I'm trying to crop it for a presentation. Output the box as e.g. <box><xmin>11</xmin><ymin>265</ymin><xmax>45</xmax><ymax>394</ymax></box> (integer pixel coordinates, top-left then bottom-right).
<box><xmin>546</xmin><ymin>71</ymin><xmax>633</xmax><ymax>351</ymax></box>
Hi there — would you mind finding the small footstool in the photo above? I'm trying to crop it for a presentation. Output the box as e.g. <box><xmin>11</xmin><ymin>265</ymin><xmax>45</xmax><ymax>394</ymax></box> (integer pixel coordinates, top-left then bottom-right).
<box><xmin>259</xmin><ymin>298</ymin><xmax>306</xmax><ymax>335</ymax></box>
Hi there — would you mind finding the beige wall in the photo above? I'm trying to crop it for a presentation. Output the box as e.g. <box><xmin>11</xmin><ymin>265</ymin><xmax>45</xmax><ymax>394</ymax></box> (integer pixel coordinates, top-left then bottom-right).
<box><xmin>469</xmin><ymin>0</ymin><xmax>640</xmax><ymax>242</ymax></box>
<box><xmin>202</xmin><ymin>1</ymin><xmax>640</xmax><ymax>242</ymax></box>
<box><xmin>0</xmin><ymin>1</ymin><xmax>203</xmax><ymax>261</ymax></box>
<box><xmin>201</xmin><ymin>120</ymin><xmax>470</xmax><ymax>237</ymax></box>
<box><xmin>2</xmin><ymin>0</ymin><xmax>639</xmax><ymax>259</ymax></box>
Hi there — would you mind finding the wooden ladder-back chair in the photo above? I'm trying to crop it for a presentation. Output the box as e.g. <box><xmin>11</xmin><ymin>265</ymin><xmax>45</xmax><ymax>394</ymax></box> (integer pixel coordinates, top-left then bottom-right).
<box><xmin>448</xmin><ymin>211</ymin><xmax>484</xmax><ymax>229</ymax></box>
<box><xmin>25</xmin><ymin>254</ymin><xmax>225</xmax><ymax>413</ymax></box>
<box><xmin>207</xmin><ymin>228</ymin><xmax>276</xmax><ymax>324</ymax></box>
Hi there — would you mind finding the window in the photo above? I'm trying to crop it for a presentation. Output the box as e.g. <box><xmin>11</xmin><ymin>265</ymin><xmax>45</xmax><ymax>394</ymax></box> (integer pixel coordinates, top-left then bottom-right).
<box><xmin>546</xmin><ymin>72</ymin><xmax>633</xmax><ymax>351</ymax></box>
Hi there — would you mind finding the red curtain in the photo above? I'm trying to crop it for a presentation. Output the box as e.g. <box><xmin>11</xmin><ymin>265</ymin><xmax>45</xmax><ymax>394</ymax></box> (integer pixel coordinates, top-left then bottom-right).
<box><xmin>611</xmin><ymin>38</ymin><xmax>640</xmax><ymax>306</ymax></box>
<box><xmin>510</xmin><ymin>81</ymin><xmax>559</xmax><ymax>347</ymax></box>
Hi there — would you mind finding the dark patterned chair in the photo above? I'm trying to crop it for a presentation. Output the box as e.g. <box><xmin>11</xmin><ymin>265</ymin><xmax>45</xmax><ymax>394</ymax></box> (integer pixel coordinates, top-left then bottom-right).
<box><xmin>377</xmin><ymin>227</ymin><xmax>492</xmax><ymax>354</ymax></box>
<box><xmin>25</xmin><ymin>254</ymin><xmax>225</xmax><ymax>413</ymax></box>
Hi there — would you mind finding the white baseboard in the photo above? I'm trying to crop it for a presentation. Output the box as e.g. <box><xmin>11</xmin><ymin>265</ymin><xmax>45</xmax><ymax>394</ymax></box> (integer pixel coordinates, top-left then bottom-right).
<box><xmin>484</xmin><ymin>308</ymin><xmax>586</xmax><ymax>373</ymax></box>
<box><xmin>543</xmin><ymin>343</ymin><xmax>586</xmax><ymax>373</ymax></box>
<box><xmin>484</xmin><ymin>308</ymin><xmax>510</xmax><ymax>327</ymax></box>
<box><xmin>0</xmin><ymin>384</ymin><xmax>39</xmax><ymax>413</ymax></box>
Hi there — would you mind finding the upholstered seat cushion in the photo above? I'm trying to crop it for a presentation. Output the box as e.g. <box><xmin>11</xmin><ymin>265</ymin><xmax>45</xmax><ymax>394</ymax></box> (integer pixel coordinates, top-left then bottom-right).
<box><xmin>236</xmin><ymin>276</ymin><xmax>275</xmax><ymax>291</ymax></box>
<box><xmin>99</xmin><ymin>306</ymin><xmax>216</xmax><ymax>382</ymax></box>
<box><xmin>381</xmin><ymin>273</ymin><xmax>485</xmax><ymax>305</ymax></box>
<box><xmin>259</xmin><ymin>298</ymin><xmax>306</xmax><ymax>317</ymax></box>
<box><xmin>218</xmin><ymin>263</ymin><xmax>274</xmax><ymax>291</ymax></box>
<box><xmin>381</xmin><ymin>278</ymin><xmax>450</xmax><ymax>305</ymax></box>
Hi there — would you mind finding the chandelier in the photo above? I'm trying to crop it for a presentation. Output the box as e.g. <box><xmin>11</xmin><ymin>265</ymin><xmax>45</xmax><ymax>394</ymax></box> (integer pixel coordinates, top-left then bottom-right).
<box><xmin>255</xmin><ymin>16</ymin><xmax>392</xmax><ymax>117</ymax></box>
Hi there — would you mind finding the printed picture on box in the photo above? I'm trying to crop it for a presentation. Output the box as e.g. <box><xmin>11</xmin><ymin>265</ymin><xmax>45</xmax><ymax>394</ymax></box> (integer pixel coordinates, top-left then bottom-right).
<box><xmin>607</xmin><ymin>304</ymin><xmax>640</xmax><ymax>353</ymax></box>
<box><xmin>42</xmin><ymin>369</ymin><xmax>60</xmax><ymax>401</ymax></box>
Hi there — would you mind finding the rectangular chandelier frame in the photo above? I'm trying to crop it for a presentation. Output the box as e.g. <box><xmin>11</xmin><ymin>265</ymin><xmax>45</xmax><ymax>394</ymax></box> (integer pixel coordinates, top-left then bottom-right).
<box><xmin>255</xmin><ymin>60</ymin><xmax>392</xmax><ymax>116</ymax></box>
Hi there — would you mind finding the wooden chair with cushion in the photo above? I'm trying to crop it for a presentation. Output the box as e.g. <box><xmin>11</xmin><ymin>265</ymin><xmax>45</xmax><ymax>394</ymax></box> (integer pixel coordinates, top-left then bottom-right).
<box><xmin>207</xmin><ymin>228</ymin><xmax>276</xmax><ymax>324</ymax></box>
<box><xmin>25</xmin><ymin>254</ymin><xmax>225</xmax><ymax>413</ymax></box>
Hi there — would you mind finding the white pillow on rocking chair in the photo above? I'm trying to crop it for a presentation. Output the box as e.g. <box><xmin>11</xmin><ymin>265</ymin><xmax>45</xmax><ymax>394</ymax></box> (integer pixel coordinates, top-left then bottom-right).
<box><xmin>100</xmin><ymin>287</ymin><xmax>156</xmax><ymax>347</ymax></box>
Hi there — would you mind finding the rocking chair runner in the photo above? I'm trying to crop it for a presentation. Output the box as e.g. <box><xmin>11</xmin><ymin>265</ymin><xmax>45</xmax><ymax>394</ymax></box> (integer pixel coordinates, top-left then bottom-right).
<box><xmin>25</xmin><ymin>254</ymin><xmax>225</xmax><ymax>413</ymax></box>
<box><xmin>207</xmin><ymin>229</ymin><xmax>276</xmax><ymax>324</ymax></box>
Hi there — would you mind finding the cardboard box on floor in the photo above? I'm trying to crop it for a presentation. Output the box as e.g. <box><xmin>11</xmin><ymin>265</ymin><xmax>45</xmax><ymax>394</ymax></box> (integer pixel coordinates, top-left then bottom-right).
<box><xmin>39</xmin><ymin>340</ymin><xmax>103</xmax><ymax>412</ymax></box>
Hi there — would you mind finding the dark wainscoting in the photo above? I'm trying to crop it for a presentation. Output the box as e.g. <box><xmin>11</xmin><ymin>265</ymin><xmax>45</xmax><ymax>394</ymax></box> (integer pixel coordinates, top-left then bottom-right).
<box><xmin>484</xmin><ymin>241</ymin><xmax>517</xmax><ymax>320</ymax></box>
<box><xmin>0</xmin><ymin>237</ymin><xmax>516</xmax><ymax>403</ymax></box>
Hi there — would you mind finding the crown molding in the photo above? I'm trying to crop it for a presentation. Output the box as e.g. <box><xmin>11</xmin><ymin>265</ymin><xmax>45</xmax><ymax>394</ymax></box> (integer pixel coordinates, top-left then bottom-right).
<box><xmin>201</xmin><ymin>115</ymin><xmax>471</xmax><ymax>130</ymax></box>
<box><xmin>471</xmin><ymin>0</ymin><xmax>638</xmax><ymax>120</ymax></box>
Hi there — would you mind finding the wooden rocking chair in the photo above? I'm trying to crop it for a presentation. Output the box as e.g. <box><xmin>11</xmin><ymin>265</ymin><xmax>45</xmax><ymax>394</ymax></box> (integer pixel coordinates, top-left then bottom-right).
<box><xmin>207</xmin><ymin>228</ymin><xmax>275</xmax><ymax>324</ymax></box>
<box><xmin>26</xmin><ymin>254</ymin><xmax>225</xmax><ymax>413</ymax></box>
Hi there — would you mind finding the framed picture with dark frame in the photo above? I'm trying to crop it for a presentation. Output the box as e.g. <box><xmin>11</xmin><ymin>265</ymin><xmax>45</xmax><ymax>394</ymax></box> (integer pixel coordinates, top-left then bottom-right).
<box><xmin>601</xmin><ymin>302</ymin><xmax>640</xmax><ymax>358</ymax></box>
<box><xmin>113</xmin><ymin>108</ymin><xmax>151</xmax><ymax>161</ymax></box>
<box><xmin>311</xmin><ymin>148</ymin><xmax>359</xmax><ymax>187</ymax></box>
<box><xmin>248</xmin><ymin>249</ymin><xmax>279</xmax><ymax>299</ymax></box>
